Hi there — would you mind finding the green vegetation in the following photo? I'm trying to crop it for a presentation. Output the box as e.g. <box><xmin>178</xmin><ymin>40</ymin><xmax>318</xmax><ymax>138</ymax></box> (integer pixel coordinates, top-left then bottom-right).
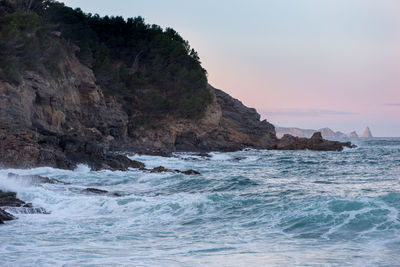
<box><xmin>0</xmin><ymin>9</ymin><xmax>63</xmax><ymax>84</ymax></box>
<box><xmin>0</xmin><ymin>0</ymin><xmax>211</xmax><ymax>118</ymax></box>
<box><xmin>2</xmin><ymin>0</ymin><xmax>211</xmax><ymax>118</ymax></box>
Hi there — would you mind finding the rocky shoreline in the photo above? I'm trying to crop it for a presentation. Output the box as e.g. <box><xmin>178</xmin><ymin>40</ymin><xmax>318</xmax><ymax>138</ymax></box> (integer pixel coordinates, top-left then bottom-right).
<box><xmin>0</xmin><ymin>167</ymin><xmax>203</xmax><ymax>223</ymax></box>
<box><xmin>0</xmin><ymin>0</ymin><xmax>355</xmax><ymax>225</ymax></box>
<box><xmin>0</xmin><ymin>71</ymin><xmax>354</xmax><ymax>171</ymax></box>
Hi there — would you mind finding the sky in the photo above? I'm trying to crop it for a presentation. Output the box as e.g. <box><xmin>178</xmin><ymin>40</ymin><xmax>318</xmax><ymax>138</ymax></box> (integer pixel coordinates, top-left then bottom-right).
<box><xmin>62</xmin><ymin>0</ymin><xmax>400</xmax><ymax>137</ymax></box>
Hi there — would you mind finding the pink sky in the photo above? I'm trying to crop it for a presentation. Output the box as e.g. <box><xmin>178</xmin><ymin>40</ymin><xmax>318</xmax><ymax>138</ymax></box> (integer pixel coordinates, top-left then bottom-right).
<box><xmin>64</xmin><ymin>0</ymin><xmax>400</xmax><ymax>136</ymax></box>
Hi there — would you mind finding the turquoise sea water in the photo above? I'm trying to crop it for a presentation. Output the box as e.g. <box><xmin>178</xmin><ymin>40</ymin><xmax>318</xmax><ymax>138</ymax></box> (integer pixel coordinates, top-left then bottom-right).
<box><xmin>0</xmin><ymin>138</ymin><xmax>400</xmax><ymax>266</ymax></box>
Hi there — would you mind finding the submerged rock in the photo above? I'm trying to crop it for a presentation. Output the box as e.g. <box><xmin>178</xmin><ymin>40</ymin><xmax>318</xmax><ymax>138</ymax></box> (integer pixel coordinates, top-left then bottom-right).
<box><xmin>178</xmin><ymin>169</ymin><xmax>200</xmax><ymax>175</ymax></box>
<box><xmin>143</xmin><ymin>166</ymin><xmax>200</xmax><ymax>175</ymax></box>
<box><xmin>0</xmin><ymin>189</ymin><xmax>49</xmax><ymax>223</ymax></box>
<box><xmin>84</xmin><ymin>188</ymin><xmax>108</xmax><ymax>194</ymax></box>
<box><xmin>0</xmin><ymin>208</ymin><xmax>15</xmax><ymax>224</ymax></box>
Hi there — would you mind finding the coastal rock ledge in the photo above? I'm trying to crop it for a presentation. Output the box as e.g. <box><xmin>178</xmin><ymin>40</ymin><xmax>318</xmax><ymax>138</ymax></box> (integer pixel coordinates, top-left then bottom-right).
<box><xmin>276</xmin><ymin>132</ymin><xmax>355</xmax><ymax>151</ymax></box>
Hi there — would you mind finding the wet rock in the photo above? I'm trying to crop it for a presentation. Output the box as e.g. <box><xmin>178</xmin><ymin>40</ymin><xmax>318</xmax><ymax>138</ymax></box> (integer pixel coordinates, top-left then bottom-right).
<box><xmin>0</xmin><ymin>189</ymin><xmax>49</xmax><ymax>223</ymax></box>
<box><xmin>66</xmin><ymin>152</ymin><xmax>145</xmax><ymax>171</ymax></box>
<box><xmin>84</xmin><ymin>188</ymin><xmax>108</xmax><ymax>194</ymax></box>
<box><xmin>146</xmin><ymin>166</ymin><xmax>200</xmax><ymax>175</ymax></box>
<box><xmin>0</xmin><ymin>208</ymin><xmax>15</xmax><ymax>224</ymax></box>
<box><xmin>135</xmin><ymin>150</ymin><xmax>172</xmax><ymax>157</ymax></box>
<box><xmin>276</xmin><ymin>132</ymin><xmax>356</xmax><ymax>151</ymax></box>
<box><xmin>103</xmin><ymin>154</ymin><xmax>145</xmax><ymax>171</ymax></box>
<box><xmin>194</xmin><ymin>152</ymin><xmax>211</xmax><ymax>158</ymax></box>
<box><xmin>150</xmin><ymin>166</ymin><xmax>169</xmax><ymax>173</ymax></box>
<box><xmin>0</xmin><ymin>191</ymin><xmax>25</xmax><ymax>207</ymax></box>
<box><xmin>177</xmin><ymin>169</ymin><xmax>200</xmax><ymax>175</ymax></box>
<box><xmin>82</xmin><ymin>187</ymin><xmax>124</xmax><ymax>197</ymax></box>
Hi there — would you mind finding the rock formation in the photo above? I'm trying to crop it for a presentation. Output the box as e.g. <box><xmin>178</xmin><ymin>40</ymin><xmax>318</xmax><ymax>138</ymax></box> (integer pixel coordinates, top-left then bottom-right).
<box><xmin>362</xmin><ymin>127</ymin><xmax>373</xmax><ymax>138</ymax></box>
<box><xmin>0</xmin><ymin>48</ymin><xmax>145</xmax><ymax>170</ymax></box>
<box><xmin>276</xmin><ymin>132</ymin><xmax>355</xmax><ymax>151</ymax></box>
<box><xmin>349</xmin><ymin>131</ymin><xmax>359</xmax><ymax>138</ymax></box>
<box><xmin>0</xmin><ymin>189</ymin><xmax>48</xmax><ymax>223</ymax></box>
<box><xmin>277</xmin><ymin>127</ymin><xmax>354</xmax><ymax>139</ymax></box>
<box><xmin>0</xmin><ymin>0</ymin><xmax>355</xmax><ymax>170</ymax></box>
<box><xmin>318</xmin><ymin>128</ymin><xmax>347</xmax><ymax>139</ymax></box>
<box><xmin>275</xmin><ymin>127</ymin><xmax>316</xmax><ymax>138</ymax></box>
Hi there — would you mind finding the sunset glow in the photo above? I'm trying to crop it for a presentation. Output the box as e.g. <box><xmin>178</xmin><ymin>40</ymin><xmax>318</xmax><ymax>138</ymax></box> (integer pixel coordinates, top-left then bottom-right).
<box><xmin>63</xmin><ymin>0</ymin><xmax>400</xmax><ymax>136</ymax></box>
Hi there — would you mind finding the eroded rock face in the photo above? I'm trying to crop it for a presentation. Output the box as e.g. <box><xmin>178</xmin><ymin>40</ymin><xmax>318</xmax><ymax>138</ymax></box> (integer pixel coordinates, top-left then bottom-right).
<box><xmin>0</xmin><ymin>38</ymin><xmax>353</xmax><ymax>170</ymax></box>
<box><xmin>0</xmin><ymin>40</ymin><xmax>130</xmax><ymax>170</ymax></box>
<box><xmin>171</xmin><ymin>87</ymin><xmax>277</xmax><ymax>152</ymax></box>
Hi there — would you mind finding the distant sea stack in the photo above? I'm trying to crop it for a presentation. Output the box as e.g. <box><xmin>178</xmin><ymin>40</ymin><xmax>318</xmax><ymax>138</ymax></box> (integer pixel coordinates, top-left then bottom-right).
<box><xmin>349</xmin><ymin>131</ymin><xmax>359</xmax><ymax>138</ymax></box>
<box><xmin>362</xmin><ymin>127</ymin><xmax>373</xmax><ymax>138</ymax></box>
<box><xmin>318</xmin><ymin>128</ymin><xmax>347</xmax><ymax>139</ymax></box>
<box><xmin>276</xmin><ymin>127</ymin><xmax>352</xmax><ymax>139</ymax></box>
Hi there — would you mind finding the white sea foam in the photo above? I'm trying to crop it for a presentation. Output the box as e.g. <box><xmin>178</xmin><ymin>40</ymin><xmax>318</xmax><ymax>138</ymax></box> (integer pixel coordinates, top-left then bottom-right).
<box><xmin>0</xmin><ymin>138</ymin><xmax>400</xmax><ymax>266</ymax></box>
<box><xmin>209</xmin><ymin>152</ymin><xmax>233</xmax><ymax>161</ymax></box>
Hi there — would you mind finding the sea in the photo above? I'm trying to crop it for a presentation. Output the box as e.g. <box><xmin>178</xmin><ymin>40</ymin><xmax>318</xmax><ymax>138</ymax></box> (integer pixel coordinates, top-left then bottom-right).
<box><xmin>0</xmin><ymin>138</ymin><xmax>399</xmax><ymax>266</ymax></box>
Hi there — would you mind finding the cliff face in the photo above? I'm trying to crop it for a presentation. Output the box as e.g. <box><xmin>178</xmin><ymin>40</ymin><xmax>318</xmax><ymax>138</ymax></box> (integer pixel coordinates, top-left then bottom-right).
<box><xmin>0</xmin><ymin>40</ymin><xmax>129</xmax><ymax>169</ymax></box>
<box><xmin>0</xmin><ymin>1</ymin><xmax>354</xmax><ymax>170</ymax></box>
<box><xmin>172</xmin><ymin>88</ymin><xmax>277</xmax><ymax>152</ymax></box>
<box><xmin>0</xmin><ymin>38</ymin><xmax>279</xmax><ymax>168</ymax></box>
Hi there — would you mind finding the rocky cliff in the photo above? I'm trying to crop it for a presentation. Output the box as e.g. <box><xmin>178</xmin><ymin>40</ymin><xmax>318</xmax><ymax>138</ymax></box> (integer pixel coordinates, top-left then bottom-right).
<box><xmin>0</xmin><ymin>42</ymin><xmax>279</xmax><ymax>169</ymax></box>
<box><xmin>0</xmin><ymin>1</ymin><xmax>354</xmax><ymax>170</ymax></box>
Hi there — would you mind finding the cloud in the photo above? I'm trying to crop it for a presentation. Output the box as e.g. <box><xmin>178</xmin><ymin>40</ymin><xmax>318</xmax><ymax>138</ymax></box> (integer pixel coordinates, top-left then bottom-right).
<box><xmin>259</xmin><ymin>108</ymin><xmax>357</xmax><ymax>117</ymax></box>
<box><xmin>385</xmin><ymin>103</ymin><xmax>400</xmax><ymax>106</ymax></box>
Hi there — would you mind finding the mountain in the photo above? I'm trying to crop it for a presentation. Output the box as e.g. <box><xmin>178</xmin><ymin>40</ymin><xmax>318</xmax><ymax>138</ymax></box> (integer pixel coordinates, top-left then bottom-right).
<box><xmin>0</xmin><ymin>0</ymin><xmax>353</xmax><ymax>170</ymax></box>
